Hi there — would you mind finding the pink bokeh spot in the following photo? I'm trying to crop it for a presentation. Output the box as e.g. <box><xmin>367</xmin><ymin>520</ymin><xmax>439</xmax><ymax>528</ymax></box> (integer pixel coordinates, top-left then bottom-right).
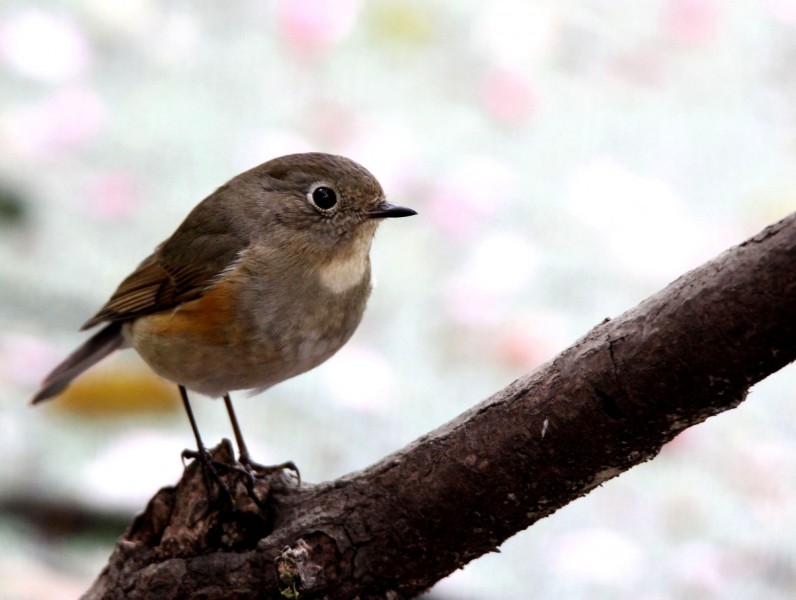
<box><xmin>480</xmin><ymin>69</ymin><xmax>537</xmax><ymax>125</ymax></box>
<box><xmin>426</xmin><ymin>157</ymin><xmax>514</xmax><ymax>240</ymax></box>
<box><xmin>762</xmin><ymin>0</ymin><xmax>796</xmax><ymax>25</ymax></box>
<box><xmin>0</xmin><ymin>334</ymin><xmax>63</xmax><ymax>388</ymax></box>
<box><xmin>494</xmin><ymin>312</ymin><xmax>566</xmax><ymax>370</ymax></box>
<box><xmin>1</xmin><ymin>86</ymin><xmax>107</xmax><ymax>160</ymax></box>
<box><xmin>84</xmin><ymin>172</ymin><xmax>142</xmax><ymax>221</ymax></box>
<box><xmin>660</xmin><ymin>0</ymin><xmax>720</xmax><ymax>45</ymax></box>
<box><xmin>276</xmin><ymin>0</ymin><xmax>361</xmax><ymax>53</ymax></box>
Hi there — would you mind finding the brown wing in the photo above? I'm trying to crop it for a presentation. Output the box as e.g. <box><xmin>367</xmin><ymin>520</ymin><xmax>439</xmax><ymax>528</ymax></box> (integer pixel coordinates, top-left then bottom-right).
<box><xmin>82</xmin><ymin>197</ymin><xmax>248</xmax><ymax>329</ymax></box>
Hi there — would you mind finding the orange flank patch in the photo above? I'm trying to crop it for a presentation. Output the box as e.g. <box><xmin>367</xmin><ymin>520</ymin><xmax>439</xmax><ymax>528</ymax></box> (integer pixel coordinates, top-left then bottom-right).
<box><xmin>142</xmin><ymin>278</ymin><xmax>242</xmax><ymax>345</ymax></box>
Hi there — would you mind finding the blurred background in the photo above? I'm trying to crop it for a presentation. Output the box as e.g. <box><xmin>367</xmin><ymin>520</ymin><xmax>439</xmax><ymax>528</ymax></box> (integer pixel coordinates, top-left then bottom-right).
<box><xmin>1</xmin><ymin>0</ymin><xmax>795</xmax><ymax>598</ymax></box>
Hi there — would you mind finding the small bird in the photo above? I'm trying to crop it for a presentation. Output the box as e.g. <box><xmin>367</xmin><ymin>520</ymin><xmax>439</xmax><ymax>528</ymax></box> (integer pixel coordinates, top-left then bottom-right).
<box><xmin>31</xmin><ymin>152</ymin><xmax>416</xmax><ymax>475</ymax></box>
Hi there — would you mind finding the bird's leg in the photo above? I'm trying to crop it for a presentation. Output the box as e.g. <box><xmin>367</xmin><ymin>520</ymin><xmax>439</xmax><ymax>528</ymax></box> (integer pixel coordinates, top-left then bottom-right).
<box><xmin>222</xmin><ymin>393</ymin><xmax>253</xmax><ymax>465</ymax></box>
<box><xmin>223</xmin><ymin>393</ymin><xmax>301</xmax><ymax>483</ymax></box>
<box><xmin>178</xmin><ymin>385</ymin><xmax>231</xmax><ymax>497</ymax></box>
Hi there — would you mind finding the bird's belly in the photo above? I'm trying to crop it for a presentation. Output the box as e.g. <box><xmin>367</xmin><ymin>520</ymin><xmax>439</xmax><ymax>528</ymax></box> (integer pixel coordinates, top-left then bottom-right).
<box><xmin>129</xmin><ymin>326</ymin><xmax>346</xmax><ymax>396</ymax></box>
<box><xmin>123</xmin><ymin>279</ymin><xmax>367</xmax><ymax>396</ymax></box>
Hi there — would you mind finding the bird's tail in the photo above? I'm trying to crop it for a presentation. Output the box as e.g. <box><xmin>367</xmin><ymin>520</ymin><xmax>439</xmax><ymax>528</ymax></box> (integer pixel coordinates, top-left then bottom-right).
<box><xmin>31</xmin><ymin>322</ymin><xmax>125</xmax><ymax>404</ymax></box>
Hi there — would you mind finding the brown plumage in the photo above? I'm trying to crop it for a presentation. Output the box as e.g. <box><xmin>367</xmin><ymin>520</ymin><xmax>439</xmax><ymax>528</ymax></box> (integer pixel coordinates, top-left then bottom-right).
<box><xmin>31</xmin><ymin>152</ymin><xmax>416</xmax><ymax>468</ymax></box>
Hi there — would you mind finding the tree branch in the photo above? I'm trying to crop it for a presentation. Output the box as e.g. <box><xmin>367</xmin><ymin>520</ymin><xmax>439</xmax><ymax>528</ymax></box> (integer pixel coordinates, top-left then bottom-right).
<box><xmin>84</xmin><ymin>212</ymin><xmax>796</xmax><ymax>600</ymax></box>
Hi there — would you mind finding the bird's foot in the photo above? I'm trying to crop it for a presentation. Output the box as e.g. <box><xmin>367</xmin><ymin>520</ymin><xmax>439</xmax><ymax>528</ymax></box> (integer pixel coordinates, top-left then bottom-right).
<box><xmin>182</xmin><ymin>445</ymin><xmax>297</xmax><ymax>511</ymax></box>
<box><xmin>239</xmin><ymin>452</ymin><xmax>301</xmax><ymax>486</ymax></box>
<box><xmin>181</xmin><ymin>446</ymin><xmax>235</xmax><ymax>503</ymax></box>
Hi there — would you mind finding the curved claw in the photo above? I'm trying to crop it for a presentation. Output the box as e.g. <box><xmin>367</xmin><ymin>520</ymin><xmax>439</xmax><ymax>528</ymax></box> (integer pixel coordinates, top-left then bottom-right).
<box><xmin>181</xmin><ymin>447</ymin><xmax>234</xmax><ymax>503</ymax></box>
<box><xmin>240</xmin><ymin>454</ymin><xmax>301</xmax><ymax>485</ymax></box>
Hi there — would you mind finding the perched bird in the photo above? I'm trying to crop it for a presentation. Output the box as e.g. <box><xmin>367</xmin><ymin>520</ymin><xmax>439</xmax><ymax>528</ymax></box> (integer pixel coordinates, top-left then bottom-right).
<box><xmin>31</xmin><ymin>152</ymin><xmax>416</xmax><ymax>474</ymax></box>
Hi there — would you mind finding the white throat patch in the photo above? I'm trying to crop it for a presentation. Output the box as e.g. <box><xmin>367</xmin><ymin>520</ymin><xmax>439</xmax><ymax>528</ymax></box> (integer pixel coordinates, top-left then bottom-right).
<box><xmin>318</xmin><ymin>236</ymin><xmax>371</xmax><ymax>294</ymax></box>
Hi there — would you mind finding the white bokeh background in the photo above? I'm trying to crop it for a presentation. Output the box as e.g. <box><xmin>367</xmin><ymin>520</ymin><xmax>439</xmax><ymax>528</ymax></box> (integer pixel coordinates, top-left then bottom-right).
<box><xmin>1</xmin><ymin>1</ymin><xmax>795</xmax><ymax>598</ymax></box>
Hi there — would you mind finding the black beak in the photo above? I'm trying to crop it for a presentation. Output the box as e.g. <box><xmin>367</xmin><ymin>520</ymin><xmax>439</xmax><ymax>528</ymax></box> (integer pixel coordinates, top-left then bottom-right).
<box><xmin>367</xmin><ymin>202</ymin><xmax>417</xmax><ymax>219</ymax></box>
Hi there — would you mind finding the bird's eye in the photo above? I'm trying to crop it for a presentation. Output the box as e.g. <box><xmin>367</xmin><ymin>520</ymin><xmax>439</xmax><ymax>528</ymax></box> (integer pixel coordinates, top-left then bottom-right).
<box><xmin>311</xmin><ymin>186</ymin><xmax>337</xmax><ymax>210</ymax></box>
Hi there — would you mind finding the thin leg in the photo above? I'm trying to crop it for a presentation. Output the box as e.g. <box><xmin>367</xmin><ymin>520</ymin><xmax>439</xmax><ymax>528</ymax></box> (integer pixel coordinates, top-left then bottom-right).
<box><xmin>223</xmin><ymin>393</ymin><xmax>301</xmax><ymax>483</ymax></box>
<box><xmin>181</xmin><ymin>385</ymin><xmax>208</xmax><ymax>453</ymax></box>
<box><xmin>223</xmin><ymin>393</ymin><xmax>253</xmax><ymax>464</ymax></box>
<box><xmin>179</xmin><ymin>385</ymin><xmax>229</xmax><ymax>496</ymax></box>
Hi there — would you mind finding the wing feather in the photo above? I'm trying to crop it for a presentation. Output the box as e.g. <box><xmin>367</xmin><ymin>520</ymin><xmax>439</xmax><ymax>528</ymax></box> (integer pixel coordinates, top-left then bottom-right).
<box><xmin>82</xmin><ymin>195</ymin><xmax>248</xmax><ymax>329</ymax></box>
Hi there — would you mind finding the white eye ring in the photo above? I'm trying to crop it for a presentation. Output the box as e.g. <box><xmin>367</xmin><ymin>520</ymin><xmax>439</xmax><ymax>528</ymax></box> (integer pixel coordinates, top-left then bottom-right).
<box><xmin>308</xmin><ymin>183</ymin><xmax>338</xmax><ymax>211</ymax></box>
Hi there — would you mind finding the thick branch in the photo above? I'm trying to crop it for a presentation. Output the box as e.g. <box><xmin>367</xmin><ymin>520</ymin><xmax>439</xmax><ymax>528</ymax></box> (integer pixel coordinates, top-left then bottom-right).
<box><xmin>85</xmin><ymin>212</ymin><xmax>796</xmax><ymax>599</ymax></box>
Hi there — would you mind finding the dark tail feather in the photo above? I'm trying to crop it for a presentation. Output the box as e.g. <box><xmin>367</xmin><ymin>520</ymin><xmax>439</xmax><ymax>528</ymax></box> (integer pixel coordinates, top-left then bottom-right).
<box><xmin>31</xmin><ymin>322</ymin><xmax>125</xmax><ymax>404</ymax></box>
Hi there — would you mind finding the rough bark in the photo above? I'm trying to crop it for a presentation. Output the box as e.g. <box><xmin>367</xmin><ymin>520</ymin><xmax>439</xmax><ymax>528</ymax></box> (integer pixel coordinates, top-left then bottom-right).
<box><xmin>84</xmin><ymin>212</ymin><xmax>796</xmax><ymax>600</ymax></box>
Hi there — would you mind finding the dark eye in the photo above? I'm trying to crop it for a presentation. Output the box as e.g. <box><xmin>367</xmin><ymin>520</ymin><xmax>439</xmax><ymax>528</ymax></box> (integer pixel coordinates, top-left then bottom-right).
<box><xmin>311</xmin><ymin>186</ymin><xmax>337</xmax><ymax>210</ymax></box>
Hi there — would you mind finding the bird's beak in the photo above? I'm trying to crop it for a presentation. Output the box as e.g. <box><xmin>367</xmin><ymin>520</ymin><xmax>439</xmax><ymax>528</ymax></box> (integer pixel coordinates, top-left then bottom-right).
<box><xmin>366</xmin><ymin>202</ymin><xmax>417</xmax><ymax>219</ymax></box>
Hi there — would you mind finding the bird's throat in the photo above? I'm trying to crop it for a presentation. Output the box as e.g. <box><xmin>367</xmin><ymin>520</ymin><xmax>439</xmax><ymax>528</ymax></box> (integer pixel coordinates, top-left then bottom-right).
<box><xmin>317</xmin><ymin>233</ymin><xmax>372</xmax><ymax>294</ymax></box>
